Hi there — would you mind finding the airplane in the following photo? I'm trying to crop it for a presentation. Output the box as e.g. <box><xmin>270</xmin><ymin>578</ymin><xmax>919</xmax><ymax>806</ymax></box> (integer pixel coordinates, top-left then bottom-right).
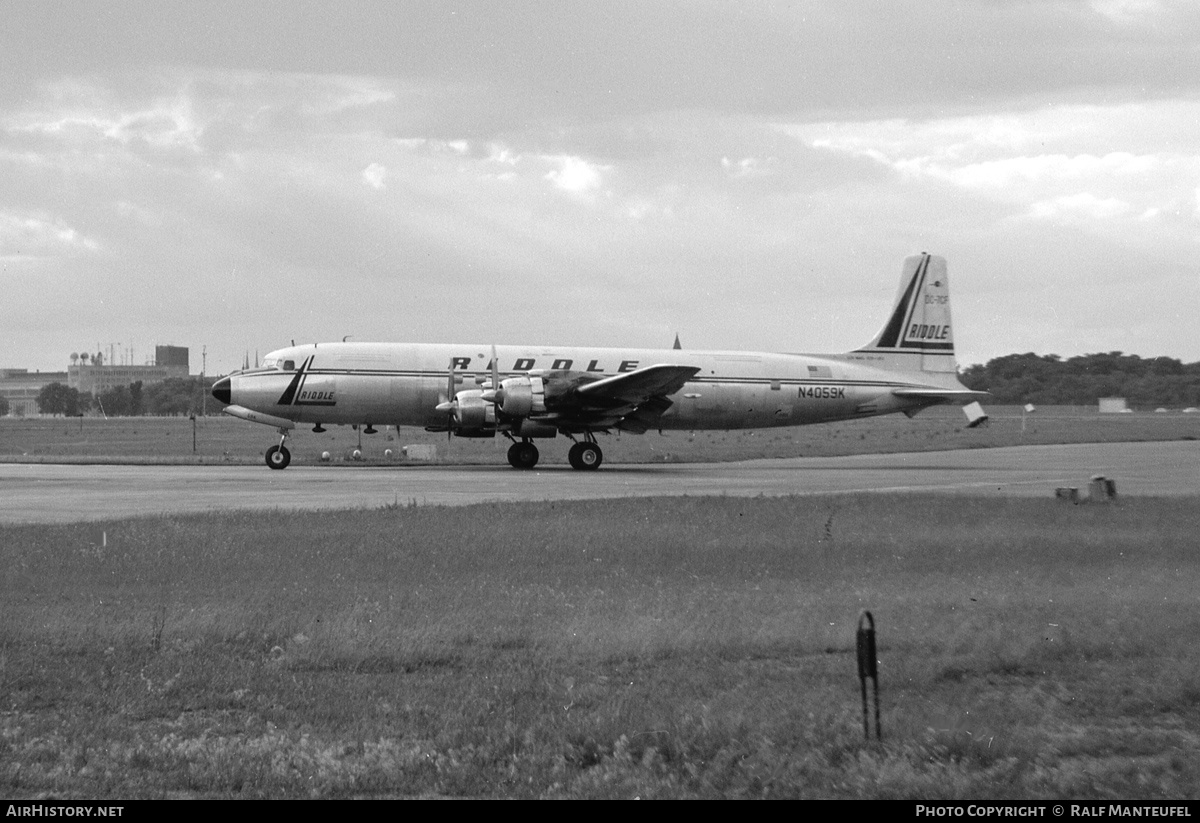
<box><xmin>210</xmin><ymin>253</ymin><xmax>987</xmax><ymax>470</ymax></box>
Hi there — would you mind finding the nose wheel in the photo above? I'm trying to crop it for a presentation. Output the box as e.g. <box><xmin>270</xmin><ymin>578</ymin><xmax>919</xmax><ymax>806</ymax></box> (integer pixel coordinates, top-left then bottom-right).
<box><xmin>265</xmin><ymin>428</ymin><xmax>292</xmax><ymax>470</ymax></box>
<box><xmin>265</xmin><ymin>445</ymin><xmax>291</xmax><ymax>470</ymax></box>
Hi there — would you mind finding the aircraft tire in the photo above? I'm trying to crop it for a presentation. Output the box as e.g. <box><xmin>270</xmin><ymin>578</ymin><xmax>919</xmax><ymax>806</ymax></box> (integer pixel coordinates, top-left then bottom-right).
<box><xmin>266</xmin><ymin>445</ymin><xmax>291</xmax><ymax>470</ymax></box>
<box><xmin>507</xmin><ymin>441</ymin><xmax>539</xmax><ymax>469</ymax></box>
<box><xmin>568</xmin><ymin>442</ymin><xmax>602</xmax><ymax>470</ymax></box>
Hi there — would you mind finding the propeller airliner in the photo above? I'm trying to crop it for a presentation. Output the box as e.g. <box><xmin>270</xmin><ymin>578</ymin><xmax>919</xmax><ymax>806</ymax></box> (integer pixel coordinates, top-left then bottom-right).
<box><xmin>211</xmin><ymin>253</ymin><xmax>987</xmax><ymax>470</ymax></box>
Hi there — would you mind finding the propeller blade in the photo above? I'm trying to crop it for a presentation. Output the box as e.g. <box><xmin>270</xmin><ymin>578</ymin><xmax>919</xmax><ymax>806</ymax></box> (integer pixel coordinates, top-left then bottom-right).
<box><xmin>491</xmin><ymin>344</ymin><xmax>500</xmax><ymax>393</ymax></box>
<box><xmin>444</xmin><ymin>359</ymin><xmax>457</xmax><ymax>440</ymax></box>
<box><xmin>484</xmin><ymin>343</ymin><xmax>505</xmax><ymax>409</ymax></box>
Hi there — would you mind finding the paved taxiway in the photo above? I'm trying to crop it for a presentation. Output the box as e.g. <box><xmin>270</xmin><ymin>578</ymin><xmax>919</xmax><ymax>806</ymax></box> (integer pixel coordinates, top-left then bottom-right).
<box><xmin>2</xmin><ymin>441</ymin><xmax>1197</xmax><ymax>524</ymax></box>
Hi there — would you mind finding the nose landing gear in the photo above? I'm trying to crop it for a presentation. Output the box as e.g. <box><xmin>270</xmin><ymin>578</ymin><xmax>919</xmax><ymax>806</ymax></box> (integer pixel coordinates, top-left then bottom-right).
<box><xmin>265</xmin><ymin>428</ymin><xmax>292</xmax><ymax>470</ymax></box>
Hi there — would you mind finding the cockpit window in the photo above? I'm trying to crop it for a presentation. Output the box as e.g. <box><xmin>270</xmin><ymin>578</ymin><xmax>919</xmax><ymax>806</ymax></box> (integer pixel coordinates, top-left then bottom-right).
<box><xmin>257</xmin><ymin>355</ymin><xmax>295</xmax><ymax>372</ymax></box>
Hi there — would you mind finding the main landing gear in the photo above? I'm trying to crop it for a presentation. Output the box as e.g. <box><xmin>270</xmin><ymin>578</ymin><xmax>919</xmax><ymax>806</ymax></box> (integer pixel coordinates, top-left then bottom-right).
<box><xmin>262</xmin><ymin>428</ymin><xmax>605</xmax><ymax>471</ymax></box>
<box><xmin>507</xmin><ymin>440</ymin><xmax>539</xmax><ymax>469</ymax></box>
<box><xmin>265</xmin><ymin>428</ymin><xmax>292</xmax><ymax>470</ymax></box>
<box><xmin>504</xmin><ymin>434</ymin><xmax>604</xmax><ymax>470</ymax></box>
<box><xmin>568</xmin><ymin>440</ymin><xmax>602</xmax><ymax>471</ymax></box>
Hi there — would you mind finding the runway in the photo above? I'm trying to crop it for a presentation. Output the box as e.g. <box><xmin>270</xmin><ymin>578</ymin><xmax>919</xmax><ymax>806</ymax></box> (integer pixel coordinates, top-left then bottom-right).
<box><xmin>1</xmin><ymin>440</ymin><xmax>1197</xmax><ymax>524</ymax></box>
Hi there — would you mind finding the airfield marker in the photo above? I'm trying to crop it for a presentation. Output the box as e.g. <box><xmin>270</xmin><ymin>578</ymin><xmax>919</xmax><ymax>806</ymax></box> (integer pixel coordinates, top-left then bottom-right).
<box><xmin>857</xmin><ymin>610</ymin><xmax>881</xmax><ymax>741</ymax></box>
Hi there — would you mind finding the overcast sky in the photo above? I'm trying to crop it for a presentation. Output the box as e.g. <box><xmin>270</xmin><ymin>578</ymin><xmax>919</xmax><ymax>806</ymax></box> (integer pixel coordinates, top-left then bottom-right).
<box><xmin>4</xmin><ymin>0</ymin><xmax>1198</xmax><ymax>375</ymax></box>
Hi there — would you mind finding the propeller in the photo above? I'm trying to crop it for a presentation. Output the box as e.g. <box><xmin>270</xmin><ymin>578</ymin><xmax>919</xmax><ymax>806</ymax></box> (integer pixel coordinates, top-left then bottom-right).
<box><xmin>481</xmin><ymin>344</ymin><xmax>504</xmax><ymax>409</ymax></box>
<box><xmin>435</xmin><ymin>359</ymin><xmax>458</xmax><ymax>439</ymax></box>
<box><xmin>438</xmin><ymin>348</ymin><xmax>506</xmax><ymax>437</ymax></box>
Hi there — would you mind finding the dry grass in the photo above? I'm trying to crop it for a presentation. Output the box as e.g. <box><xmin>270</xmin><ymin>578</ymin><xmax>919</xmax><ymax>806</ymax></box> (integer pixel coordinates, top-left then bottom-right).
<box><xmin>2</xmin><ymin>495</ymin><xmax>1198</xmax><ymax>798</ymax></box>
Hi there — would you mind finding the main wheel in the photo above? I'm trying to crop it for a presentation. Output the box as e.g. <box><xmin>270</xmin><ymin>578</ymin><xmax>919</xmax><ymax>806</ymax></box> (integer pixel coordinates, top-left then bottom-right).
<box><xmin>507</xmin><ymin>441</ymin><xmax>539</xmax><ymax>469</ymax></box>
<box><xmin>265</xmin><ymin>444</ymin><xmax>291</xmax><ymax>470</ymax></box>
<box><xmin>568</xmin><ymin>441</ymin><xmax>602</xmax><ymax>470</ymax></box>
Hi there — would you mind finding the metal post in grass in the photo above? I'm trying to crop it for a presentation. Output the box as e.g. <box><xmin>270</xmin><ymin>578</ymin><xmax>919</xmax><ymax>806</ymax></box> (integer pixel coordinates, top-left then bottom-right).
<box><xmin>857</xmin><ymin>610</ymin><xmax>881</xmax><ymax>741</ymax></box>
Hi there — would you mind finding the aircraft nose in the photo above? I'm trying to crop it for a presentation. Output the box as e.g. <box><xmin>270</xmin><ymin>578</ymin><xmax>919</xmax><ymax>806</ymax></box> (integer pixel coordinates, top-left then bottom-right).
<box><xmin>211</xmin><ymin>376</ymin><xmax>231</xmax><ymax>405</ymax></box>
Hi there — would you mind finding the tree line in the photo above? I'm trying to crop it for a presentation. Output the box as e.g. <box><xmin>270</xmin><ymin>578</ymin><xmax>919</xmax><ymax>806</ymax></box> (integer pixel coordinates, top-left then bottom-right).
<box><xmin>960</xmin><ymin>352</ymin><xmax>1200</xmax><ymax>407</ymax></box>
<box><xmin>34</xmin><ymin>377</ymin><xmax>222</xmax><ymax>417</ymax></box>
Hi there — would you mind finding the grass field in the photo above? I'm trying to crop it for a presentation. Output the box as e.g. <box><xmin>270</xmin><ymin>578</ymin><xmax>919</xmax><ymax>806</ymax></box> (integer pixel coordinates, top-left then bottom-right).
<box><xmin>2</xmin><ymin>494</ymin><xmax>1198</xmax><ymax>799</ymax></box>
<box><xmin>3</xmin><ymin>405</ymin><xmax>1199</xmax><ymax>467</ymax></box>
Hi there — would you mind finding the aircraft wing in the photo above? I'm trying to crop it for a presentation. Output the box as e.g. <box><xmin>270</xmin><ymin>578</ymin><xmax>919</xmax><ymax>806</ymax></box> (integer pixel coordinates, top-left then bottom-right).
<box><xmin>549</xmin><ymin>364</ymin><xmax>701</xmax><ymax>432</ymax></box>
<box><xmin>574</xmin><ymin>364</ymin><xmax>701</xmax><ymax>405</ymax></box>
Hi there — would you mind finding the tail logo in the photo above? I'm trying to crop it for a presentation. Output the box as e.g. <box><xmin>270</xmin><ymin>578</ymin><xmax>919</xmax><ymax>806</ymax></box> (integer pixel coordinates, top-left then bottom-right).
<box><xmin>907</xmin><ymin>324</ymin><xmax>951</xmax><ymax>342</ymax></box>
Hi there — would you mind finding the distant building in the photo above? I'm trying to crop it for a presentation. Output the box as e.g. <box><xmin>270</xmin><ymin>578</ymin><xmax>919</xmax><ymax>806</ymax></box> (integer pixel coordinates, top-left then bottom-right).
<box><xmin>0</xmin><ymin>346</ymin><xmax>191</xmax><ymax>415</ymax></box>
<box><xmin>69</xmin><ymin>346</ymin><xmax>190</xmax><ymax>395</ymax></box>
<box><xmin>155</xmin><ymin>345</ymin><xmax>189</xmax><ymax>370</ymax></box>
<box><xmin>0</xmin><ymin>369</ymin><xmax>70</xmax><ymax>416</ymax></box>
<box><xmin>1098</xmin><ymin>397</ymin><xmax>1129</xmax><ymax>413</ymax></box>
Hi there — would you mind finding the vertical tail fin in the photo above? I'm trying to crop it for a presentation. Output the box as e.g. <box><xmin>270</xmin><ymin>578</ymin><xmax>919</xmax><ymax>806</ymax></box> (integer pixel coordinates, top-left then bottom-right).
<box><xmin>856</xmin><ymin>253</ymin><xmax>959</xmax><ymax>373</ymax></box>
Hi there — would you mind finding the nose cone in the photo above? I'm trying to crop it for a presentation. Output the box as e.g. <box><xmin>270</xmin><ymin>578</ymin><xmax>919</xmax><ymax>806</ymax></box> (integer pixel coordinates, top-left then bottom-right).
<box><xmin>211</xmin><ymin>376</ymin><xmax>231</xmax><ymax>405</ymax></box>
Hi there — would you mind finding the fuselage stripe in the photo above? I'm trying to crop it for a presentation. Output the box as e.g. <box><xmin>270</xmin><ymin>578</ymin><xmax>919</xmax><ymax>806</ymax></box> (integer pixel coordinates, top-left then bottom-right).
<box><xmin>241</xmin><ymin>368</ymin><xmax>931</xmax><ymax>393</ymax></box>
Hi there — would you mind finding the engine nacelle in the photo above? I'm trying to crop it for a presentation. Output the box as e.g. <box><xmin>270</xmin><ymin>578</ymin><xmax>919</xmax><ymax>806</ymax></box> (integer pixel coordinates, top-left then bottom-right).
<box><xmin>496</xmin><ymin>376</ymin><xmax>546</xmax><ymax>417</ymax></box>
<box><xmin>453</xmin><ymin>389</ymin><xmax>495</xmax><ymax>430</ymax></box>
<box><xmin>513</xmin><ymin>419</ymin><xmax>557</xmax><ymax>438</ymax></box>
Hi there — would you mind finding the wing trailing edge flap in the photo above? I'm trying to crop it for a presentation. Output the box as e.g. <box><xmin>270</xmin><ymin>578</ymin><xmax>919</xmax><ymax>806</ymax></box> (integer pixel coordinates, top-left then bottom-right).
<box><xmin>616</xmin><ymin>395</ymin><xmax>675</xmax><ymax>434</ymax></box>
<box><xmin>568</xmin><ymin>364</ymin><xmax>700</xmax><ymax>433</ymax></box>
<box><xmin>574</xmin><ymin>364</ymin><xmax>701</xmax><ymax>405</ymax></box>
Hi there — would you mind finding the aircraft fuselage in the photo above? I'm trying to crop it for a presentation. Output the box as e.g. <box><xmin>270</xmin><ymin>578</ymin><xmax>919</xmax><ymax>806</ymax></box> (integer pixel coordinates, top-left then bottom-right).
<box><xmin>221</xmin><ymin>341</ymin><xmax>950</xmax><ymax>433</ymax></box>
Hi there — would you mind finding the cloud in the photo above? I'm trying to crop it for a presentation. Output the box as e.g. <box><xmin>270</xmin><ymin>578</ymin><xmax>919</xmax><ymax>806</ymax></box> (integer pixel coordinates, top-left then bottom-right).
<box><xmin>721</xmin><ymin>156</ymin><xmax>776</xmax><ymax>179</ymax></box>
<box><xmin>10</xmin><ymin>85</ymin><xmax>203</xmax><ymax>159</ymax></box>
<box><xmin>543</xmin><ymin>155</ymin><xmax>607</xmax><ymax>195</ymax></box>
<box><xmin>784</xmin><ymin>101</ymin><xmax>1200</xmax><ymax>245</ymax></box>
<box><xmin>362</xmin><ymin>162</ymin><xmax>387</xmax><ymax>189</ymax></box>
<box><xmin>114</xmin><ymin>200</ymin><xmax>162</xmax><ymax>227</ymax></box>
<box><xmin>1089</xmin><ymin>0</ymin><xmax>1169</xmax><ymax>26</ymax></box>
<box><xmin>303</xmin><ymin>82</ymin><xmax>396</xmax><ymax>116</ymax></box>
<box><xmin>1028</xmin><ymin>193</ymin><xmax>1131</xmax><ymax>221</ymax></box>
<box><xmin>0</xmin><ymin>210</ymin><xmax>100</xmax><ymax>262</ymax></box>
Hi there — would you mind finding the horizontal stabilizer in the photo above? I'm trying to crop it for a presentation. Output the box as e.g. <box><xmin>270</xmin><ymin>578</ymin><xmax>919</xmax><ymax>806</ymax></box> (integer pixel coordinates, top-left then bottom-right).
<box><xmin>891</xmin><ymin>387</ymin><xmax>990</xmax><ymax>401</ymax></box>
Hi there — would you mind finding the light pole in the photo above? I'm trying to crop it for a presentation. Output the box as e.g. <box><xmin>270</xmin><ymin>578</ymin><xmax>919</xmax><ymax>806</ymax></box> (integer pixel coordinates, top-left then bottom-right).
<box><xmin>201</xmin><ymin>345</ymin><xmax>207</xmax><ymax>417</ymax></box>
